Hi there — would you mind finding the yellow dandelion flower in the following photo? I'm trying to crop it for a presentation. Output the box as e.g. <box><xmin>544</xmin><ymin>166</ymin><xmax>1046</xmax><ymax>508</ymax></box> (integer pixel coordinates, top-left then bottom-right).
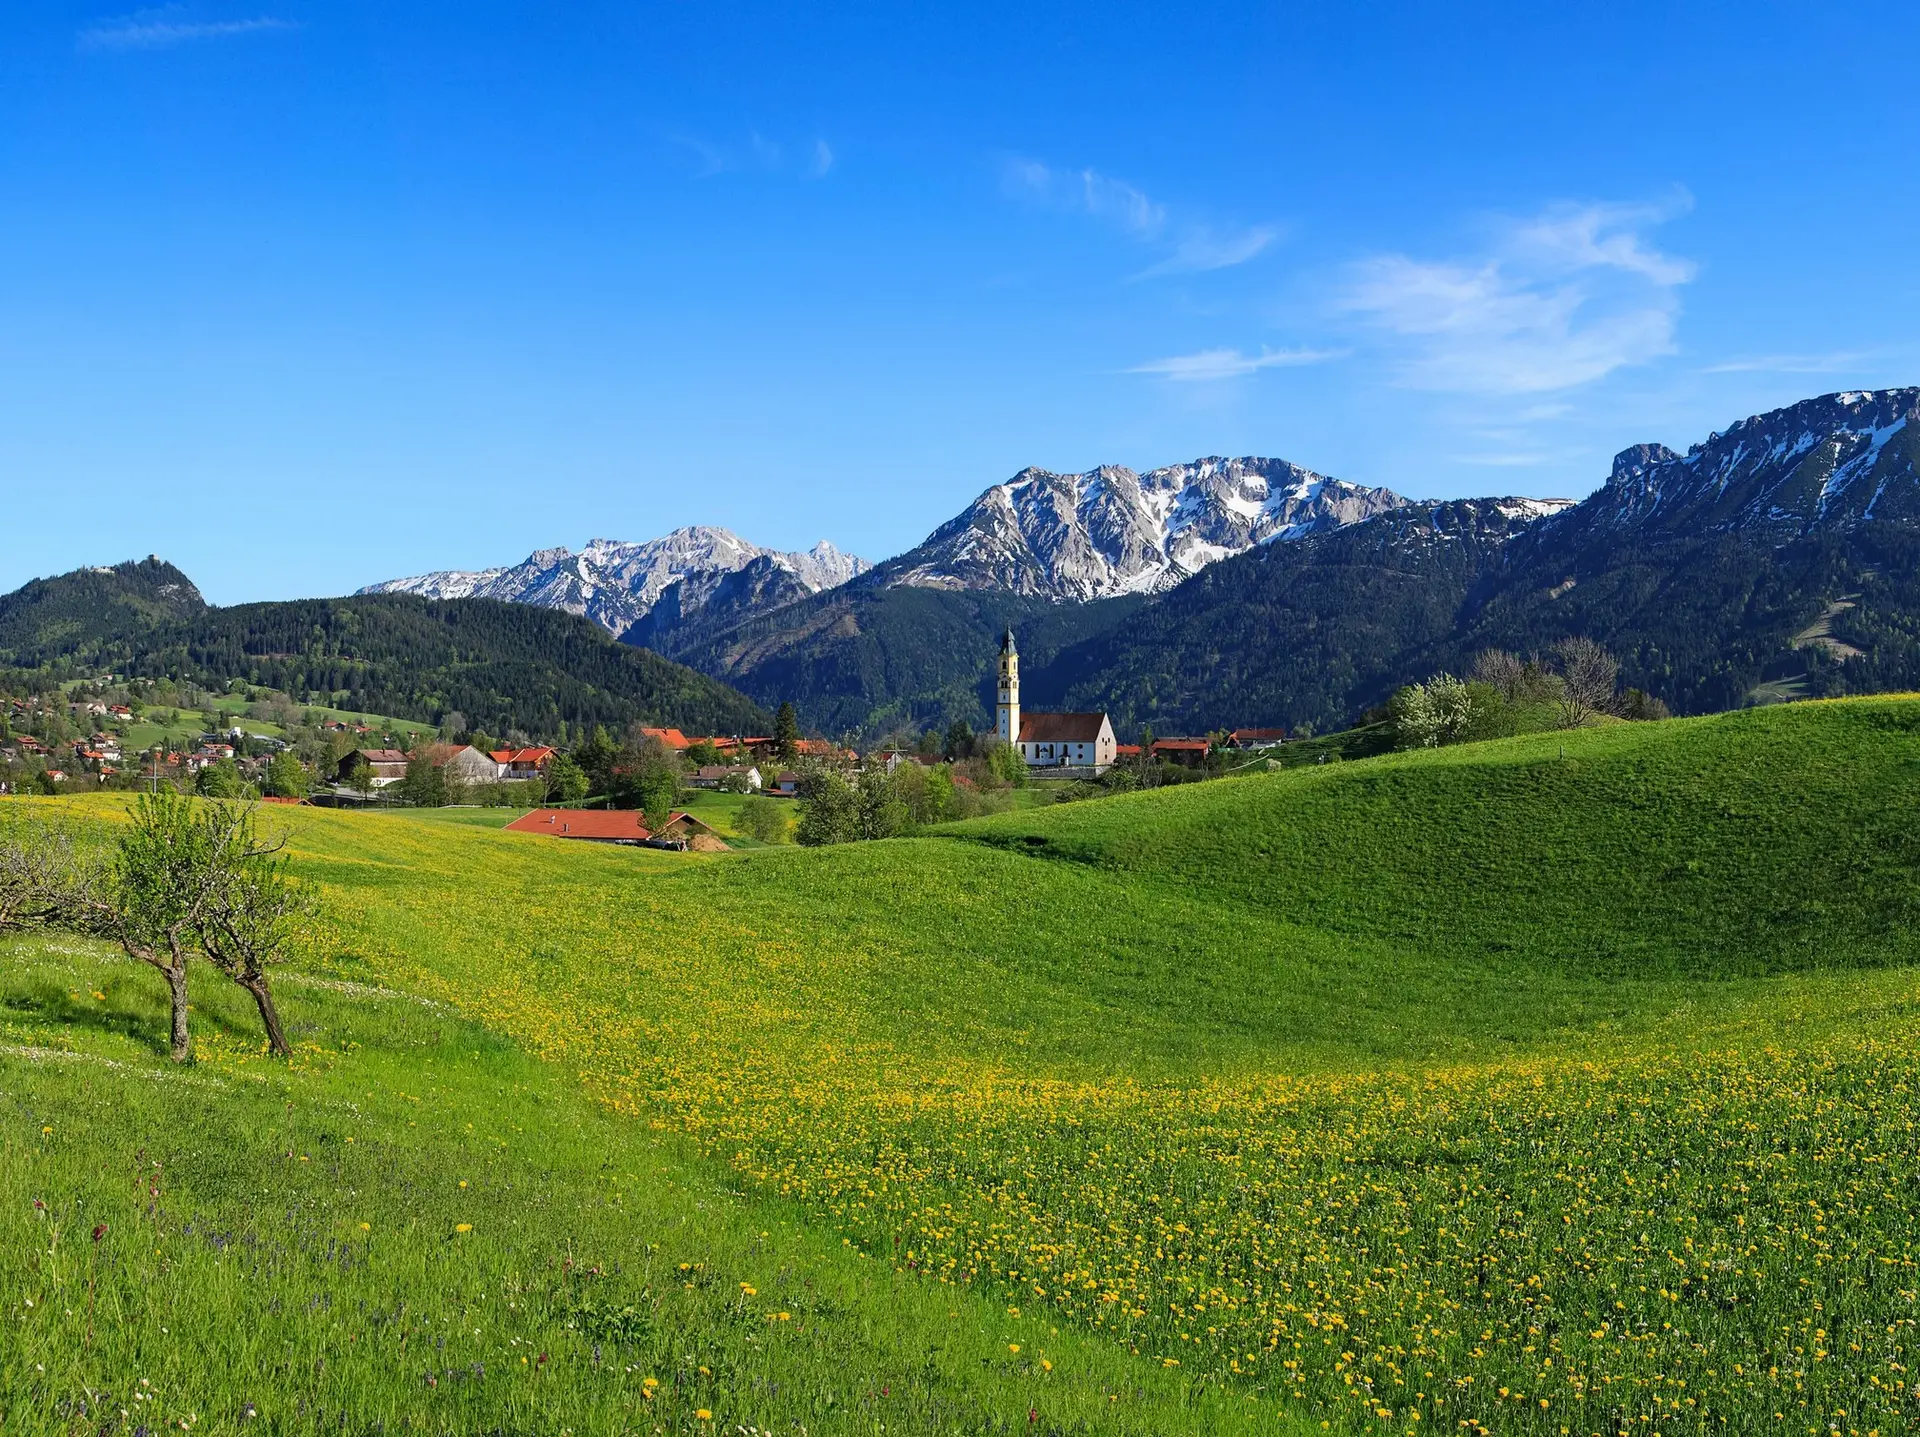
<box><xmin>454</xmin><ymin>1223</ymin><xmax>472</xmax><ymax>1233</ymax></box>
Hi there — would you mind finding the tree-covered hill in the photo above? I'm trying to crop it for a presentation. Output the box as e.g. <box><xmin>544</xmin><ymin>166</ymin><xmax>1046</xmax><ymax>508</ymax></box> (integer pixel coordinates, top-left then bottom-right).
<box><xmin>0</xmin><ymin>562</ymin><xmax>769</xmax><ymax>740</ymax></box>
<box><xmin>0</xmin><ymin>557</ymin><xmax>206</xmax><ymax>667</ymax></box>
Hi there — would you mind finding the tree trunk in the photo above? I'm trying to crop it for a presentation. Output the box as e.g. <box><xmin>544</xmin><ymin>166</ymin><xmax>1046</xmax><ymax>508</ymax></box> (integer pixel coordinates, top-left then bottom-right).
<box><xmin>244</xmin><ymin>977</ymin><xmax>291</xmax><ymax>1057</ymax></box>
<box><xmin>167</xmin><ymin>958</ymin><xmax>191</xmax><ymax>1064</ymax></box>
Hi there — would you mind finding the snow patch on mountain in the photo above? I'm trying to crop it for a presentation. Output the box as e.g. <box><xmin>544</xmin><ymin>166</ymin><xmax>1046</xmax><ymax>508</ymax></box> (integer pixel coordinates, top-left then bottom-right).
<box><xmin>360</xmin><ymin>527</ymin><xmax>869</xmax><ymax>635</ymax></box>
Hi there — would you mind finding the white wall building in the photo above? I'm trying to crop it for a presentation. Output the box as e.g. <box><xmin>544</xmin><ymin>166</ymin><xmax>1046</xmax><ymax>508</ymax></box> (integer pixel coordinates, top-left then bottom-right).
<box><xmin>995</xmin><ymin>629</ymin><xmax>1117</xmax><ymax>773</ymax></box>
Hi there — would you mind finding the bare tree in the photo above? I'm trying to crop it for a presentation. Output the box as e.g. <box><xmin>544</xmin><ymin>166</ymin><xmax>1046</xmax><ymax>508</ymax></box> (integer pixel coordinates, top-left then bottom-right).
<box><xmin>1553</xmin><ymin>637</ymin><xmax>1620</xmax><ymax>729</ymax></box>
<box><xmin>1470</xmin><ymin>648</ymin><xmax>1527</xmax><ymax>704</ymax></box>
<box><xmin>0</xmin><ymin>813</ymin><xmax>108</xmax><ymax>934</ymax></box>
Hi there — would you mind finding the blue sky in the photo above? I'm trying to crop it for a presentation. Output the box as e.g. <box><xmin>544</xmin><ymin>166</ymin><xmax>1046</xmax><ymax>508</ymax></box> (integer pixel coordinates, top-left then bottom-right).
<box><xmin>3</xmin><ymin>1</ymin><xmax>1917</xmax><ymax>603</ymax></box>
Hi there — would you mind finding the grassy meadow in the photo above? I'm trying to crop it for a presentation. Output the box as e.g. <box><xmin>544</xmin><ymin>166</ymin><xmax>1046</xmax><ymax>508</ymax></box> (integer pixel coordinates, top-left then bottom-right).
<box><xmin>7</xmin><ymin>696</ymin><xmax>1920</xmax><ymax>1434</ymax></box>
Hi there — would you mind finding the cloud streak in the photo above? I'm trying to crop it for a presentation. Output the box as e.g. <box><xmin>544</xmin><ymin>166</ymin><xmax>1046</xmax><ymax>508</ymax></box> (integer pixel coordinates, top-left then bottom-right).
<box><xmin>1004</xmin><ymin>157</ymin><xmax>1274</xmax><ymax>278</ymax></box>
<box><xmin>80</xmin><ymin>7</ymin><xmax>296</xmax><ymax>51</ymax></box>
<box><xmin>1701</xmin><ymin>351</ymin><xmax>1869</xmax><ymax>374</ymax></box>
<box><xmin>1341</xmin><ymin>200</ymin><xmax>1696</xmax><ymax>395</ymax></box>
<box><xmin>1128</xmin><ymin>346</ymin><xmax>1341</xmax><ymax>383</ymax></box>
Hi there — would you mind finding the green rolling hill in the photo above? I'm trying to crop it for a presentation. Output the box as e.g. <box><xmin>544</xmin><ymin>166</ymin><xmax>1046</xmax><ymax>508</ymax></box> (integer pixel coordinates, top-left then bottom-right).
<box><xmin>7</xmin><ymin>696</ymin><xmax>1920</xmax><ymax>1432</ymax></box>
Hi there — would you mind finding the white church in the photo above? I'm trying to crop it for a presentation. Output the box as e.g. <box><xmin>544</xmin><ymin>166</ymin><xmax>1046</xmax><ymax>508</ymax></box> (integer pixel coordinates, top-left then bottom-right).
<box><xmin>994</xmin><ymin>628</ymin><xmax>1118</xmax><ymax>773</ymax></box>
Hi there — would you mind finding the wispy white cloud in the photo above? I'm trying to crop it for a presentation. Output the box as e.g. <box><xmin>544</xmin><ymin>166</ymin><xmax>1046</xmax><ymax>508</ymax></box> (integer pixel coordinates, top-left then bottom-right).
<box><xmin>1341</xmin><ymin>200</ymin><xmax>1696</xmax><ymax>395</ymax></box>
<box><xmin>1004</xmin><ymin>157</ymin><xmax>1275</xmax><ymax>279</ymax></box>
<box><xmin>1128</xmin><ymin>346</ymin><xmax>1341</xmax><ymax>383</ymax></box>
<box><xmin>79</xmin><ymin>6</ymin><xmax>296</xmax><ymax>51</ymax></box>
<box><xmin>1131</xmin><ymin>225</ymin><xmax>1280</xmax><ymax>281</ymax></box>
<box><xmin>1701</xmin><ymin>351</ymin><xmax>1869</xmax><ymax>374</ymax></box>
<box><xmin>809</xmin><ymin>139</ymin><xmax>835</xmax><ymax>179</ymax></box>
<box><xmin>1005</xmin><ymin>158</ymin><xmax>1165</xmax><ymax>237</ymax></box>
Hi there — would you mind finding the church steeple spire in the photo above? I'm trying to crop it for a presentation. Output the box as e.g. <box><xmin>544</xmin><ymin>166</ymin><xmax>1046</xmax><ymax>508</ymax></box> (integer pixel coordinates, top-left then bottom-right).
<box><xmin>995</xmin><ymin>628</ymin><xmax>1020</xmax><ymax>746</ymax></box>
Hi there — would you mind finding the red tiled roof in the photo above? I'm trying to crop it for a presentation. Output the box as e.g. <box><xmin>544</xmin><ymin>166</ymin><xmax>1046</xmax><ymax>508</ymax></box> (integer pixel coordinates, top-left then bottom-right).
<box><xmin>490</xmin><ymin>746</ymin><xmax>555</xmax><ymax>765</ymax></box>
<box><xmin>358</xmin><ymin>749</ymin><xmax>410</xmax><ymax>764</ymax></box>
<box><xmin>1151</xmin><ymin>738</ymin><xmax>1210</xmax><ymax>752</ymax></box>
<box><xmin>639</xmin><ymin>727</ymin><xmax>690</xmax><ymax>750</ymax></box>
<box><xmin>1114</xmin><ymin>743</ymin><xmax>1143</xmax><ymax>757</ymax></box>
<box><xmin>506</xmin><ymin>808</ymin><xmax>653</xmax><ymax>841</ymax></box>
<box><xmin>1018</xmin><ymin>712</ymin><xmax>1109</xmax><ymax>743</ymax></box>
<box><xmin>1231</xmin><ymin>727</ymin><xmax>1288</xmax><ymax>742</ymax></box>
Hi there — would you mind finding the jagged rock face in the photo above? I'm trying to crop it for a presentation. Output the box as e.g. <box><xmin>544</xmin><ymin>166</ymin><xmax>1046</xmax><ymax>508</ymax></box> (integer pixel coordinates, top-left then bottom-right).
<box><xmin>1586</xmin><ymin>389</ymin><xmax>1920</xmax><ymax>537</ymax></box>
<box><xmin>360</xmin><ymin>527</ymin><xmax>868</xmax><ymax>636</ymax></box>
<box><xmin>884</xmin><ymin>457</ymin><xmax>1409</xmax><ymax>601</ymax></box>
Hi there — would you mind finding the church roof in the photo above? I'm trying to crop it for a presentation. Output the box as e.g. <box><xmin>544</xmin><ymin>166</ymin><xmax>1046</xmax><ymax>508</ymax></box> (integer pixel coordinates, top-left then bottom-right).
<box><xmin>1019</xmin><ymin>712</ymin><xmax>1109</xmax><ymax>742</ymax></box>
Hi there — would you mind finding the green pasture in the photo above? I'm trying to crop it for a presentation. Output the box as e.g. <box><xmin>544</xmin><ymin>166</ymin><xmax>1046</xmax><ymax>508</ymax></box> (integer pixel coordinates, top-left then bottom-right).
<box><xmin>7</xmin><ymin>695</ymin><xmax>1920</xmax><ymax>1434</ymax></box>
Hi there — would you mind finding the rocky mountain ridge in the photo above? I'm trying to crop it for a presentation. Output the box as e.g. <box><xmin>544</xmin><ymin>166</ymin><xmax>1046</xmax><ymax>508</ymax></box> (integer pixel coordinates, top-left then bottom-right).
<box><xmin>359</xmin><ymin>527</ymin><xmax>867</xmax><ymax>637</ymax></box>
<box><xmin>881</xmin><ymin>456</ymin><xmax>1411</xmax><ymax>601</ymax></box>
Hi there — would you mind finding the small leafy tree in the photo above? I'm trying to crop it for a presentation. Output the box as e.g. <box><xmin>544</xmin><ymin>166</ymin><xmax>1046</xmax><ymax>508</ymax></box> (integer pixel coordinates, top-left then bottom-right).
<box><xmin>399</xmin><ymin>752</ymin><xmax>449</xmax><ymax>807</ymax></box>
<box><xmin>640</xmin><ymin>773</ymin><xmax>677</xmax><ymax>835</ymax></box>
<box><xmin>544</xmin><ymin>752</ymin><xmax>590</xmax><ymax>804</ymax></box>
<box><xmin>195</xmin><ymin>758</ymin><xmax>248</xmax><ymax>799</ymax></box>
<box><xmin>111</xmin><ymin>790</ymin><xmax>221</xmax><ymax>1062</ymax></box>
<box><xmin>262</xmin><ymin>751</ymin><xmax>309</xmax><ymax>799</ymax></box>
<box><xmin>736</xmin><ymin>794</ymin><xmax>790</xmax><ymax>845</ymax></box>
<box><xmin>794</xmin><ymin>765</ymin><xmax>859</xmax><ymax>846</ymax></box>
<box><xmin>1389</xmin><ymin>674</ymin><xmax>1491</xmax><ymax>749</ymax></box>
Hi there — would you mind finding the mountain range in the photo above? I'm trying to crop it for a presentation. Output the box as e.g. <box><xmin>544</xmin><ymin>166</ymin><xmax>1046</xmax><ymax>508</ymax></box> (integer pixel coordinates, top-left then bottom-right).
<box><xmin>360</xmin><ymin>528</ymin><xmax>868</xmax><ymax>638</ymax></box>
<box><xmin>8</xmin><ymin>387</ymin><xmax>1918</xmax><ymax>742</ymax></box>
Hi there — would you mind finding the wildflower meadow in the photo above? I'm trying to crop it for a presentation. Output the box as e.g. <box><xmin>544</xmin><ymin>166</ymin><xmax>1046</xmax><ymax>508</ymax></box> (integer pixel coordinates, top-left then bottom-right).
<box><xmin>6</xmin><ymin>697</ymin><xmax>1920</xmax><ymax>1434</ymax></box>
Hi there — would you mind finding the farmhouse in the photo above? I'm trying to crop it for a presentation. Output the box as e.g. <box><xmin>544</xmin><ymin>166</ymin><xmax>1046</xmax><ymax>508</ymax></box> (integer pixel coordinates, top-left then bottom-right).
<box><xmin>338</xmin><ymin>748</ymin><xmax>409</xmax><ymax>787</ymax></box>
<box><xmin>994</xmin><ymin>629</ymin><xmax>1116</xmax><ymax>773</ymax></box>
<box><xmin>504</xmin><ymin>807</ymin><xmax>726</xmax><ymax>851</ymax></box>
<box><xmin>490</xmin><ymin>745</ymin><xmax>555</xmax><ymax>781</ymax></box>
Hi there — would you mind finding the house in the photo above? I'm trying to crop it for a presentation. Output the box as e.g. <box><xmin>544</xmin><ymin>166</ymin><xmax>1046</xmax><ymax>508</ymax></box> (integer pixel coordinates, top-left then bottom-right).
<box><xmin>993</xmin><ymin>629</ymin><xmax>1116</xmax><ymax>772</ymax></box>
<box><xmin>1150</xmin><ymin>737</ymin><xmax>1211</xmax><ymax>766</ymax></box>
<box><xmin>638</xmin><ymin>727</ymin><xmax>691</xmax><ymax>751</ymax></box>
<box><xmin>691</xmin><ymin>764</ymin><xmax>761</xmax><ymax>790</ymax></box>
<box><xmin>708</xmin><ymin>736</ymin><xmax>777</xmax><ymax>760</ymax></box>
<box><xmin>489</xmin><ymin>746</ymin><xmax>555</xmax><ymax>781</ymax></box>
<box><xmin>791</xmin><ymin>738</ymin><xmax>853</xmax><ymax>761</ymax></box>
<box><xmin>1114</xmin><ymin>743</ymin><xmax>1143</xmax><ymax>759</ymax></box>
<box><xmin>429</xmin><ymin>744</ymin><xmax>507</xmax><ymax>784</ymax></box>
<box><xmin>1228</xmin><ymin>730</ymin><xmax>1290</xmax><ymax>753</ymax></box>
<box><xmin>503</xmin><ymin>807</ymin><xmax>722</xmax><ymax>850</ymax></box>
<box><xmin>1229</xmin><ymin>727</ymin><xmax>1289</xmax><ymax>749</ymax></box>
<box><xmin>506</xmin><ymin>808</ymin><xmax>652</xmax><ymax>843</ymax></box>
<box><xmin>338</xmin><ymin>748</ymin><xmax>410</xmax><ymax>787</ymax></box>
<box><xmin>651</xmin><ymin>811</ymin><xmax>728</xmax><ymax>851</ymax></box>
<box><xmin>770</xmin><ymin>771</ymin><xmax>800</xmax><ymax>796</ymax></box>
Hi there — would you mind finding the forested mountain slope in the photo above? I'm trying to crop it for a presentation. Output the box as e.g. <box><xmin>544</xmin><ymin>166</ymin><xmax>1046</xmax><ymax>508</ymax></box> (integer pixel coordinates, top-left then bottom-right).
<box><xmin>1038</xmin><ymin>389</ymin><xmax>1920</xmax><ymax>731</ymax></box>
<box><xmin>0</xmin><ymin>563</ymin><xmax>767</xmax><ymax>739</ymax></box>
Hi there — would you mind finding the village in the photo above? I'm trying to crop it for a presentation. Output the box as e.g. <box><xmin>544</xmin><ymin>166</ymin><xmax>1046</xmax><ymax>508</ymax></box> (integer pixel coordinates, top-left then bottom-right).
<box><xmin>0</xmin><ymin>644</ymin><xmax>1302</xmax><ymax>848</ymax></box>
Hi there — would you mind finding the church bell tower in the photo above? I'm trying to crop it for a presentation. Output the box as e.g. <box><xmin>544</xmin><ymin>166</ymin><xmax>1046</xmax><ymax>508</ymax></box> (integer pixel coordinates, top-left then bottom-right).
<box><xmin>996</xmin><ymin>628</ymin><xmax>1021</xmax><ymax>746</ymax></box>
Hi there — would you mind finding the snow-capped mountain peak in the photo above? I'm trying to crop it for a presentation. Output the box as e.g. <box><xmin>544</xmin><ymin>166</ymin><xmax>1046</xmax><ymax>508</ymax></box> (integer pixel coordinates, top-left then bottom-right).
<box><xmin>882</xmin><ymin>455</ymin><xmax>1412</xmax><ymax>600</ymax></box>
<box><xmin>359</xmin><ymin>526</ymin><xmax>870</xmax><ymax>636</ymax></box>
